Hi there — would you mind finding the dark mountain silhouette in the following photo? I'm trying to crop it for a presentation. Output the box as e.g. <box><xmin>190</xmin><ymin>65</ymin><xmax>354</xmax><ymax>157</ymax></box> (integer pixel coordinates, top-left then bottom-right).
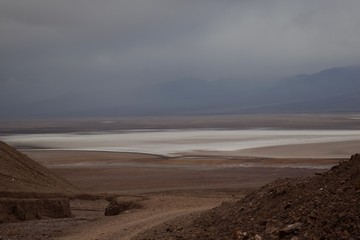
<box><xmin>1</xmin><ymin>65</ymin><xmax>359</xmax><ymax>118</ymax></box>
<box><xmin>132</xmin><ymin>78</ymin><xmax>263</xmax><ymax>113</ymax></box>
<box><xmin>125</xmin><ymin>65</ymin><xmax>360</xmax><ymax>114</ymax></box>
<box><xmin>245</xmin><ymin>65</ymin><xmax>360</xmax><ymax>113</ymax></box>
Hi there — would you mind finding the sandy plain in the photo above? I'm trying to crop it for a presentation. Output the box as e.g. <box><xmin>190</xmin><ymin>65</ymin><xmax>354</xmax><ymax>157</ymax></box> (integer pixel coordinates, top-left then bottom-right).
<box><xmin>1</xmin><ymin>114</ymin><xmax>359</xmax><ymax>239</ymax></box>
<box><xmin>4</xmin><ymin>148</ymin><xmax>333</xmax><ymax>240</ymax></box>
<box><xmin>25</xmin><ymin>149</ymin><xmax>338</xmax><ymax>194</ymax></box>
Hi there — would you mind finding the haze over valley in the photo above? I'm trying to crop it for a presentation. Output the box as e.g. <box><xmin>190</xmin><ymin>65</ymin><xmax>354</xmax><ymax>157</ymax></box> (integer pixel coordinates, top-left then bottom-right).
<box><xmin>2</xmin><ymin>65</ymin><xmax>360</xmax><ymax>118</ymax></box>
<box><xmin>2</xmin><ymin>1</ymin><xmax>360</xmax><ymax>118</ymax></box>
<box><xmin>1</xmin><ymin>1</ymin><xmax>360</xmax><ymax>239</ymax></box>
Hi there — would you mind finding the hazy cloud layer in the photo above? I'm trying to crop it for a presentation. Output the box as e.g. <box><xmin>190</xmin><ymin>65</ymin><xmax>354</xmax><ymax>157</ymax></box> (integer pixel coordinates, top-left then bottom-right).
<box><xmin>1</xmin><ymin>0</ymin><xmax>360</xmax><ymax>105</ymax></box>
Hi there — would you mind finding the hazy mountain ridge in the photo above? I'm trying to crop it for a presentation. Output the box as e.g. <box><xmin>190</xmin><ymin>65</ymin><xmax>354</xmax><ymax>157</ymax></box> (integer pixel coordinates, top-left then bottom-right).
<box><xmin>1</xmin><ymin>65</ymin><xmax>360</xmax><ymax>118</ymax></box>
<box><xmin>247</xmin><ymin>65</ymin><xmax>360</xmax><ymax>113</ymax></box>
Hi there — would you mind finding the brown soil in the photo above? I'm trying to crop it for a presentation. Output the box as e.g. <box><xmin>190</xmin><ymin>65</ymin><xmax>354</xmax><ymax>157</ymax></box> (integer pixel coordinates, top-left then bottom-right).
<box><xmin>137</xmin><ymin>154</ymin><xmax>360</xmax><ymax>240</ymax></box>
<box><xmin>25</xmin><ymin>150</ymin><xmax>334</xmax><ymax>194</ymax></box>
<box><xmin>1</xmin><ymin>141</ymin><xmax>355</xmax><ymax>240</ymax></box>
<box><xmin>2</xmin><ymin>115</ymin><xmax>359</xmax><ymax>239</ymax></box>
<box><xmin>0</xmin><ymin>192</ymin><xmax>238</xmax><ymax>240</ymax></box>
<box><xmin>57</xmin><ymin>192</ymin><xmax>241</xmax><ymax>240</ymax></box>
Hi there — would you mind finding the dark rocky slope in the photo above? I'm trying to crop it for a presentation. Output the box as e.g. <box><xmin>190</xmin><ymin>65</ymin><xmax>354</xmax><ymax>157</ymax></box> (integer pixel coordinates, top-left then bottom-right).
<box><xmin>140</xmin><ymin>154</ymin><xmax>360</xmax><ymax>240</ymax></box>
<box><xmin>0</xmin><ymin>141</ymin><xmax>76</xmax><ymax>194</ymax></box>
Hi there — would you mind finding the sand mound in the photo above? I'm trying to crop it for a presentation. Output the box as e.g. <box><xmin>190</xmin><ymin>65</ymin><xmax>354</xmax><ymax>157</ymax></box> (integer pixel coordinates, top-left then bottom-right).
<box><xmin>141</xmin><ymin>154</ymin><xmax>360</xmax><ymax>239</ymax></box>
<box><xmin>0</xmin><ymin>141</ymin><xmax>76</xmax><ymax>194</ymax></box>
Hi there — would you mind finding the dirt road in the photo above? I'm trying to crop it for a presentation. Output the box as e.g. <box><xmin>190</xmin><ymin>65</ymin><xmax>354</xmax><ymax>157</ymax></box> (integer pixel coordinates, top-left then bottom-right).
<box><xmin>57</xmin><ymin>194</ymin><xmax>234</xmax><ymax>240</ymax></box>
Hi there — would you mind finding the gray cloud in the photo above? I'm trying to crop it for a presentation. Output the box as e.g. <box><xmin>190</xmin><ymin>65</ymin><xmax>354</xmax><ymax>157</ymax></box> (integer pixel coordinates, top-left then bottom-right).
<box><xmin>1</xmin><ymin>0</ymin><xmax>360</xmax><ymax>105</ymax></box>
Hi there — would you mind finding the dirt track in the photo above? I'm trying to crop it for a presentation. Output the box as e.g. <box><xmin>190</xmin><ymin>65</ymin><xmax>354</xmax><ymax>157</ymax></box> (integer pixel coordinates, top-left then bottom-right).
<box><xmin>57</xmin><ymin>194</ymin><xmax>236</xmax><ymax>240</ymax></box>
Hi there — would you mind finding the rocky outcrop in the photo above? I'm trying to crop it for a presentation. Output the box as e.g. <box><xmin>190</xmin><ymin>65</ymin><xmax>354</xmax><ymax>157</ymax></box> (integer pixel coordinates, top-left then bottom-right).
<box><xmin>195</xmin><ymin>154</ymin><xmax>360</xmax><ymax>239</ymax></box>
<box><xmin>0</xmin><ymin>198</ymin><xmax>71</xmax><ymax>223</ymax></box>
<box><xmin>105</xmin><ymin>198</ymin><xmax>142</xmax><ymax>216</ymax></box>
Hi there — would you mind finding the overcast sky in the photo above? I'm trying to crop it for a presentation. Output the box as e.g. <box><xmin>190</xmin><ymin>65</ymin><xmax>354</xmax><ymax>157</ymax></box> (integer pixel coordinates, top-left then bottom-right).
<box><xmin>1</xmin><ymin>0</ymin><xmax>360</xmax><ymax>93</ymax></box>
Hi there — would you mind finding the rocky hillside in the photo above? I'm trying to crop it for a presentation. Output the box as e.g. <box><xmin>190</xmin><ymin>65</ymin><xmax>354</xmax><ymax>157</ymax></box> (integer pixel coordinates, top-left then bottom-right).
<box><xmin>0</xmin><ymin>141</ymin><xmax>77</xmax><ymax>223</ymax></box>
<box><xmin>140</xmin><ymin>154</ymin><xmax>360</xmax><ymax>239</ymax></box>
<box><xmin>0</xmin><ymin>140</ymin><xmax>76</xmax><ymax>194</ymax></box>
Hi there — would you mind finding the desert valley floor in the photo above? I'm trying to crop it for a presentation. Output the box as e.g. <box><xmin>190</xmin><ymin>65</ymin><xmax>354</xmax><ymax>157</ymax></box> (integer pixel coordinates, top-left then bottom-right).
<box><xmin>1</xmin><ymin>114</ymin><xmax>360</xmax><ymax>239</ymax></box>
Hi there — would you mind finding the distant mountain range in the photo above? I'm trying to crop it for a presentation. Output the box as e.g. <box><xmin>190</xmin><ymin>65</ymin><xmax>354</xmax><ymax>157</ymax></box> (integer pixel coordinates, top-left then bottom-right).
<box><xmin>247</xmin><ymin>66</ymin><xmax>360</xmax><ymax>113</ymax></box>
<box><xmin>2</xmin><ymin>65</ymin><xmax>360</xmax><ymax>118</ymax></box>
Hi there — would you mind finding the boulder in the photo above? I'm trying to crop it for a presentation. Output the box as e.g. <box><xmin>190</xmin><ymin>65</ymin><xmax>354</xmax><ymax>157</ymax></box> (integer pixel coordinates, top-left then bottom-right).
<box><xmin>104</xmin><ymin>199</ymin><xmax>141</xmax><ymax>216</ymax></box>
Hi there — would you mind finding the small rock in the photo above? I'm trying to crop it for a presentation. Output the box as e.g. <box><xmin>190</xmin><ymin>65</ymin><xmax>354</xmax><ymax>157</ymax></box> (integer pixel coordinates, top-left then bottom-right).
<box><xmin>104</xmin><ymin>199</ymin><xmax>141</xmax><ymax>216</ymax></box>
<box><xmin>259</xmin><ymin>220</ymin><xmax>267</xmax><ymax>226</ymax></box>
<box><xmin>279</xmin><ymin>222</ymin><xmax>302</xmax><ymax>237</ymax></box>
<box><xmin>265</xmin><ymin>225</ymin><xmax>279</xmax><ymax>235</ymax></box>
<box><xmin>232</xmin><ymin>228</ymin><xmax>242</xmax><ymax>240</ymax></box>
<box><xmin>354</xmin><ymin>180</ymin><xmax>360</xmax><ymax>189</ymax></box>
<box><xmin>309</xmin><ymin>211</ymin><xmax>317</xmax><ymax>219</ymax></box>
<box><xmin>254</xmin><ymin>234</ymin><xmax>262</xmax><ymax>240</ymax></box>
<box><xmin>232</xmin><ymin>229</ymin><xmax>249</xmax><ymax>240</ymax></box>
<box><xmin>284</xmin><ymin>202</ymin><xmax>292</xmax><ymax>210</ymax></box>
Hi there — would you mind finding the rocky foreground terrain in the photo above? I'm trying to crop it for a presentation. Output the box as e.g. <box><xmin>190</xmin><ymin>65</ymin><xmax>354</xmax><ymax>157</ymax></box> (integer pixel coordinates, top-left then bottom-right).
<box><xmin>1</xmin><ymin>138</ymin><xmax>359</xmax><ymax>239</ymax></box>
<box><xmin>138</xmin><ymin>154</ymin><xmax>360</xmax><ymax>240</ymax></box>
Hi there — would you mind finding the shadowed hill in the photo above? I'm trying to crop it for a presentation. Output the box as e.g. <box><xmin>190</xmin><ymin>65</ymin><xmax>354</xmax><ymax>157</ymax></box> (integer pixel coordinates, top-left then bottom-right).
<box><xmin>0</xmin><ymin>141</ymin><xmax>76</xmax><ymax>194</ymax></box>
<box><xmin>0</xmin><ymin>141</ymin><xmax>77</xmax><ymax>223</ymax></box>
